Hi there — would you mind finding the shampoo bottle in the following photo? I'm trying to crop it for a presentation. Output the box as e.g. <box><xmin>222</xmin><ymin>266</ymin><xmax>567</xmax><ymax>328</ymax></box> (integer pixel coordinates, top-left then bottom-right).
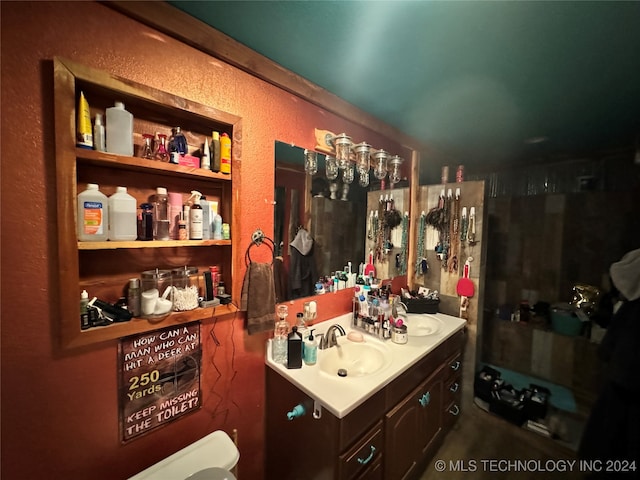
<box><xmin>105</xmin><ymin>101</ymin><xmax>133</xmax><ymax>156</ymax></box>
<box><xmin>211</xmin><ymin>131</ymin><xmax>221</xmax><ymax>173</ymax></box>
<box><xmin>287</xmin><ymin>326</ymin><xmax>303</xmax><ymax>369</ymax></box>
<box><xmin>220</xmin><ymin>132</ymin><xmax>231</xmax><ymax>174</ymax></box>
<box><xmin>77</xmin><ymin>183</ymin><xmax>109</xmax><ymax>241</ymax></box>
<box><xmin>212</xmin><ymin>212</ymin><xmax>223</xmax><ymax>240</ymax></box>
<box><xmin>188</xmin><ymin>190</ymin><xmax>203</xmax><ymax>240</ymax></box>
<box><xmin>303</xmin><ymin>329</ymin><xmax>318</xmax><ymax>366</ymax></box>
<box><xmin>201</xmin><ymin>137</ymin><xmax>211</xmax><ymax>170</ymax></box>
<box><xmin>200</xmin><ymin>195</ymin><xmax>210</xmax><ymax>240</ymax></box>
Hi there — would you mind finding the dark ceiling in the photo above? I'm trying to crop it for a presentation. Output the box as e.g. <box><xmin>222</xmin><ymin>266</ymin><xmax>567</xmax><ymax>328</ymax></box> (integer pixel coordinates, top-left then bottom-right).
<box><xmin>169</xmin><ymin>1</ymin><xmax>640</xmax><ymax>168</ymax></box>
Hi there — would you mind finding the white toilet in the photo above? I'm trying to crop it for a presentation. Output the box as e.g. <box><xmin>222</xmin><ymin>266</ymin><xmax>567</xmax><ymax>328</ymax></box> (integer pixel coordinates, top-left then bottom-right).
<box><xmin>128</xmin><ymin>430</ymin><xmax>240</xmax><ymax>480</ymax></box>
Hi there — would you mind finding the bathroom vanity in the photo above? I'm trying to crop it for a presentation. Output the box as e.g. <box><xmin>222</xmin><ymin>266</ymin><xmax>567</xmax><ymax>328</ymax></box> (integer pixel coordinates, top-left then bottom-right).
<box><xmin>265</xmin><ymin>312</ymin><xmax>466</xmax><ymax>480</ymax></box>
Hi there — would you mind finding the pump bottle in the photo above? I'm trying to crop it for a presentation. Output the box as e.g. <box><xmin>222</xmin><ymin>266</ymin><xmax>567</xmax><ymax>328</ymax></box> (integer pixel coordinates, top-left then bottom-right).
<box><xmin>188</xmin><ymin>190</ymin><xmax>203</xmax><ymax>240</ymax></box>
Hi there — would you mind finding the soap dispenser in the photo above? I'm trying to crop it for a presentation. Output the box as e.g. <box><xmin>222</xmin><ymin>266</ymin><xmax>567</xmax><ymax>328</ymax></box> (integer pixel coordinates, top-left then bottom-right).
<box><xmin>303</xmin><ymin>329</ymin><xmax>318</xmax><ymax>366</ymax></box>
<box><xmin>287</xmin><ymin>326</ymin><xmax>303</xmax><ymax>369</ymax></box>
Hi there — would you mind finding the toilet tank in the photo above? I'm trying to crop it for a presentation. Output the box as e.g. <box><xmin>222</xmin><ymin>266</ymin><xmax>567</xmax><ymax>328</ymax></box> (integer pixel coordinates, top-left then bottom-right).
<box><xmin>128</xmin><ymin>430</ymin><xmax>240</xmax><ymax>479</ymax></box>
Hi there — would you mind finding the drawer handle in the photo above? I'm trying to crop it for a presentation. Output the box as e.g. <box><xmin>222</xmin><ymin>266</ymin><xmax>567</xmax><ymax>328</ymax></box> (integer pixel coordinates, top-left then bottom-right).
<box><xmin>449</xmin><ymin>382</ymin><xmax>459</xmax><ymax>393</ymax></box>
<box><xmin>449</xmin><ymin>404</ymin><xmax>460</xmax><ymax>416</ymax></box>
<box><xmin>418</xmin><ymin>391</ymin><xmax>431</xmax><ymax>407</ymax></box>
<box><xmin>357</xmin><ymin>445</ymin><xmax>376</xmax><ymax>465</ymax></box>
<box><xmin>450</xmin><ymin>360</ymin><xmax>461</xmax><ymax>371</ymax></box>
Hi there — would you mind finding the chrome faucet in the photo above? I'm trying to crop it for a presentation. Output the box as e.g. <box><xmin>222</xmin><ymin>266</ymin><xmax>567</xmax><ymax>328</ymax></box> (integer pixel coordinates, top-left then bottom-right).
<box><xmin>318</xmin><ymin>324</ymin><xmax>346</xmax><ymax>349</ymax></box>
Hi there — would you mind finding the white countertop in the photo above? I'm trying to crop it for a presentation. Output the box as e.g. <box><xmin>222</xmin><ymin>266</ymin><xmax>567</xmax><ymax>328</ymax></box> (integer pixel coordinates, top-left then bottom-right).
<box><xmin>265</xmin><ymin>312</ymin><xmax>466</xmax><ymax>418</ymax></box>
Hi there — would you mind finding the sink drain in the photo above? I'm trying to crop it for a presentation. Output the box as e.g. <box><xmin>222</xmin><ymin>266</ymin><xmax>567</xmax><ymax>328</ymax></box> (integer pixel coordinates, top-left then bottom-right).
<box><xmin>337</xmin><ymin>369</ymin><xmax>348</xmax><ymax>377</ymax></box>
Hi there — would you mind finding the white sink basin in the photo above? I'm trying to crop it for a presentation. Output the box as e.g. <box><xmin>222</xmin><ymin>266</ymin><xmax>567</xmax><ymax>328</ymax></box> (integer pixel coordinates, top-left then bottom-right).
<box><xmin>404</xmin><ymin>314</ymin><xmax>443</xmax><ymax>337</ymax></box>
<box><xmin>318</xmin><ymin>340</ymin><xmax>390</xmax><ymax>378</ymax></box>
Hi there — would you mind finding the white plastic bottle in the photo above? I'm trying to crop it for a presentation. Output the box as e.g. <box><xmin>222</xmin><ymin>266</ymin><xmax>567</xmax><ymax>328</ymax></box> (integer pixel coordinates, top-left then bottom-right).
<box><xmin>108</xmin><ymin>186</ymin><xmax>137</xmax><ymax>241</ymax></box>
<box><xmin>93</xmin><ymin>113</ymin><xmax>106</xmax><ymax>152</ymax></box>
<box><xmin>106</xmin><ymin>101</ymin><xmax>133</xmax><ymax>156</ymax></box>
<box><xmin>77</xmin><ymin>183</ymin><xmax>109</xmax><ymax>241</ymax></box>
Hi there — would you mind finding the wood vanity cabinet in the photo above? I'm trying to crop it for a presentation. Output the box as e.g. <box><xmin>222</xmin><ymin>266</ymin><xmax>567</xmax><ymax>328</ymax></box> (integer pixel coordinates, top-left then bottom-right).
<box><xmin>53</xmin><ymin>58</ymin><xmax>241</xmax><ymax>348</ymax></box>
<box><xmin>265</xmin><ymin>329</ymin><xmax>465</xmax><ymax>480</ymax></box>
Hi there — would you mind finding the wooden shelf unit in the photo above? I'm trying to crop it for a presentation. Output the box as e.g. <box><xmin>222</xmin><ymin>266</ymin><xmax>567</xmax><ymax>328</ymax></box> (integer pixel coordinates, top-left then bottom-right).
<box><xmin>53</xmin><ymin>57</ymin><xmax>241</xmax><ymax>349</ymax></box>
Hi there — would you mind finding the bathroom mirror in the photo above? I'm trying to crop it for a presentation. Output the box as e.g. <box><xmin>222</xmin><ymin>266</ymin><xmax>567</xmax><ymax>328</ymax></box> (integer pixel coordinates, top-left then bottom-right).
<box><xmin>274</xmin><ymin>141</ymin><xmax>368</xmax><ymax>301</ymax></box>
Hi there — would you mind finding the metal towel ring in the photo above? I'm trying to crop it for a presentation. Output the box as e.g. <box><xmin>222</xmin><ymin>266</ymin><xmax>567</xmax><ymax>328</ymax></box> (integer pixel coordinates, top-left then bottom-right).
<box><xmin>245</xmin><ymin>229</ymin><xmax>275</xmax><ymax>266</ymax></box>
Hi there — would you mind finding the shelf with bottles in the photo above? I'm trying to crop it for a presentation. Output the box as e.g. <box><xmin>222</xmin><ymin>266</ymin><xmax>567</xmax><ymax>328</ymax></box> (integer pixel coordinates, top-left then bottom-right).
<box><xmin>78</xmin><ymin>239</ymin><xmax>231</xmax><ymax>250</ymax></box>
<box><xmin>76</xmin><ymin>148</ymin><xmax>232</xmax><ymax>181</ymax></box>
<box><xmin>54</xmin><ymin>57</ymin><xmax>242</xmax><ymax>349</ymax></box>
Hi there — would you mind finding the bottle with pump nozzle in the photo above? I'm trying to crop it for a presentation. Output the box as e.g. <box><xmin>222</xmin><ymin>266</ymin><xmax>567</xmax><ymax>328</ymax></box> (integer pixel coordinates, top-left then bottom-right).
<box><xmin>188</xmin><ymin>190</ymin><xmax>203</xmax><ymax>240</ymax></box>
<box><xmin>303</xmin><ymin>329</ymin><xmax>318</xmax><ymax>365</ymax></box>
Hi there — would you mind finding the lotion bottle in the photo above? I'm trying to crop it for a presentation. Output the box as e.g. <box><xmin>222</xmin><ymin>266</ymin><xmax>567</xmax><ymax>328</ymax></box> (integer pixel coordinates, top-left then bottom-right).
<box><xmin>303</xmin><ymin>329</ymin><xmax>317</xmax><ymax>366</ymax></box>
<box><xmin>188</xmin><ymin>190</ymin><xmax>203</xmax><ymax>240</ymax></box>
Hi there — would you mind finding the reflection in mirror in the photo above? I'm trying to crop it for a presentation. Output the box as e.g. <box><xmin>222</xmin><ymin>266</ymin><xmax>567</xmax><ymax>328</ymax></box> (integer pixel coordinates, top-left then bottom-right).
<box><xmin>274</xmin><ymin>141</ymin><xmax>367</xmax><ymax>301</ymax></box>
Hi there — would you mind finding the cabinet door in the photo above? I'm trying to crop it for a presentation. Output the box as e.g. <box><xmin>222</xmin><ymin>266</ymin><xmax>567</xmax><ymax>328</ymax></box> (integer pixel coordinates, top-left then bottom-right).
<box><xmin>416</xmin><ymin>371</ymin><xmax>443</xmax><ymax>458</ymax></box>
<box><xmin>385</xmin><ymin>368</ymin><xmax>443</xmax><ymax>480</ymax></box>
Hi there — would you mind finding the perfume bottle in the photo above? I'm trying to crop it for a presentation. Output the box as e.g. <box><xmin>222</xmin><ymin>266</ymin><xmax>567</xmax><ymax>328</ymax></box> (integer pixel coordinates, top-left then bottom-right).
<box><xmin>139</xmin><ymin>133</ymin><xmax>154</xmax><ymax>160</ymax></box>
<box><xmin>154</xmin><ymin>133</ymin><xmax>169</xmax><ymax>162</ymax></box>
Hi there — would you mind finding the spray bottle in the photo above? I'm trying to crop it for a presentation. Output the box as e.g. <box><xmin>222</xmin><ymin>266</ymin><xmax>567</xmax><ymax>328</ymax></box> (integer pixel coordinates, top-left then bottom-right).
<box><xmin>188</xmin><ymin>190</ymin><xmax>203</xmax><ymax>240</ymax></box>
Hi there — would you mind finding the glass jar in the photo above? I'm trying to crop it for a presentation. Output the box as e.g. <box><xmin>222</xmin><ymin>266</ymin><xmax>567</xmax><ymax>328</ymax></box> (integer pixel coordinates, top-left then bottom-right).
<box><xmin>304</xmin><ymin>149</ymin><xmax>317</xmax><ymax>175</ymax></box>
<box><xmin>373</xmin><ymin>150</ymin><xmax>389</xmax><ymax>180</ymax></box>
<box><xmin>171</xmin><ymin>266</ymin><xmax>200</xmax><ymax>311</ymax></box>
<box><xmin>140</xmin><ymin>269</ymin><xmax>173</xmax><ymax>318</ymax></box>
<box><xmin>388</xmin><ymin>155</ymin><xmax>404</xmax><ymax>185</ymax></box>
<box><xmin>342</xmin><ymin>162</ymin><xmax>355</xmax><ymax>184</ymax></box>
<box><xmin>334</xmin><ymin>133</ymin><xmax>352</xmax><ymax>170</ymax></box>
<box><xmin>325</xmin><ymin>155</ymin><xmax>339</xmax><ymax>180</ymax></box>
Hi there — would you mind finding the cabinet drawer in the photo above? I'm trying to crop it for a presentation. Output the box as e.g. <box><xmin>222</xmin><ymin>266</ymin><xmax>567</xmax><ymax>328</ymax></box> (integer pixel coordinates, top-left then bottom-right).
<box><xmin>443</xmin><ymin>398</ymin><xmax>462</xmax><ymax>431</ymax></box>
<box><xmin>339</xmin><ymin>421</ymin><xmax>384</xmax><ymax>480</ymax></box>
<box><xmin>443</xmin><ymin>351</ymin><xmax>462</xmax><ymax>383</ymax></box>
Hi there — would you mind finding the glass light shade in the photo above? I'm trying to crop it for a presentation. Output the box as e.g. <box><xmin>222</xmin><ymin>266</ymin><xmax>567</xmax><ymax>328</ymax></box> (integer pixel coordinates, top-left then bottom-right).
<box><xmin>334</xmin><ymin>133</ymin><xmax>352</xmax><ymax>170</ymax></box>
<box><xmin>325</xmin><ymin>155</ymin><xmax>339</xmax><ymax>180</ymax></box>
<box><xmin>389</xmin><ymin>155</ymin><xmax>404</xmax><ymax>184</ymax></box>
<box><xmin>358</xmin><ymin>170</ymin><xmax>370</xmax><ymax>187</ymax></box>
<box><xmin>342</xmin><ymin>162</ymin><xmax>355</xmax><ymax>184</ymax></box>
<box><xmin>304</xmin><ymin>149</ymin><xmax>317</xmax><ymax>175</ymax></box>
<box><xmin>354</xmin><ymin>142</ymin><xmax>371</xmax><ymax>174</ymax></box>
<box><xmin>373</xmin><ymin>150</ymin><xmax>389</xmax><ymax>180</ymax></box>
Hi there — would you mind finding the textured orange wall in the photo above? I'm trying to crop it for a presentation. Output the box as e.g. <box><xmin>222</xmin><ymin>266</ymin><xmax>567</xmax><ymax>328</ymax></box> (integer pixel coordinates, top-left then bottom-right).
<box><xmin>0</xmin><ymin>3</ymin><xmax>409</xmax><ymax>479</ymax></box>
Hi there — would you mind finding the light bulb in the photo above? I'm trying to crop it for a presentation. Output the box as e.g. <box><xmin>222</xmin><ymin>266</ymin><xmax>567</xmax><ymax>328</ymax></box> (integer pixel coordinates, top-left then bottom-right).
<box><xmin>334</xmin><ymin>133</ymin><xmax>352</xmax><ymax>170</ymax></box>
<box><xmin>304</xmin><ymin>149</ymin><xmax>317</xmax><ymax>175</ymax></box>
<box><xmin>325</xmin><ymin>155</ymin><xmax>339</xmax><ymax>180</ymax></box>
<box><xmin>373</xmin><ymin>150</ymin><xmax>388</xmax><ymax>180</ymax></box>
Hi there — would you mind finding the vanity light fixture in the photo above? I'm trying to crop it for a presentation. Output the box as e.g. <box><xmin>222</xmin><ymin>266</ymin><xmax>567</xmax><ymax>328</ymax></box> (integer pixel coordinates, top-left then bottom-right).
<box><xmin>388</xmin><ymin>155</ymin><xmax>404</xmax><ymax>185</ymax></box>
<box><xmin>304</xmin><ymin>149</ymin><xmax>318</xmax><ymax>175</ymax></box>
